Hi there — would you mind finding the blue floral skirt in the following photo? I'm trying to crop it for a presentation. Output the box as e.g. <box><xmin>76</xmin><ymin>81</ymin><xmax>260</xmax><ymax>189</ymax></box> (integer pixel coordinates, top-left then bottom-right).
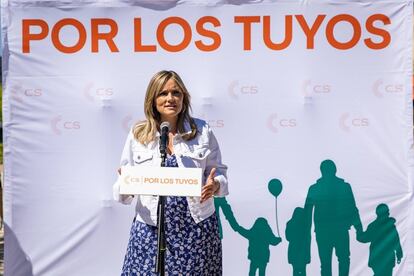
<box><xmin>121</xmin><ymin>196</ymin><xmax>222</xmax><ymax>276</ymax></box>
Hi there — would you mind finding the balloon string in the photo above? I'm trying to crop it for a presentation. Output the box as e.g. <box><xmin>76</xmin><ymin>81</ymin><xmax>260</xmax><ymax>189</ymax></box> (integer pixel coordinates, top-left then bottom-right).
<box><xmin>275</xmin><ymin>198</ymin><xmax>280</xmax><ymax>237</ymax></box>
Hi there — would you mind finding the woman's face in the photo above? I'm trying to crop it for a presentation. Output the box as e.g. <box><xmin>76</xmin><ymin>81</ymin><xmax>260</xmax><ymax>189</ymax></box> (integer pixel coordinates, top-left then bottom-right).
<box><xmin>155</xmin><ymin>78</ymin><xmax>184</xmax><ymax>122</ymax></box>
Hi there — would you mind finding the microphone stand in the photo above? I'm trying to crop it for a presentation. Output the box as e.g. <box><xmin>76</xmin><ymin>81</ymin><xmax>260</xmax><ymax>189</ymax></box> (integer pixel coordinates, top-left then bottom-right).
<box><xmin>156</xmin><ymin>148</ymin><xmax>167</xmax><ymax>276</ymax></box>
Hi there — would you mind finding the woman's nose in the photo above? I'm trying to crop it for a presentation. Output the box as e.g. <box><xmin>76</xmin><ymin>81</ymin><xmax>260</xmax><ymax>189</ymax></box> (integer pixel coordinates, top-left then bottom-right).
<box><xmin>166</xmin><ymin>92</ymin><xmax>174</xmax><ymax>101</ymax></box>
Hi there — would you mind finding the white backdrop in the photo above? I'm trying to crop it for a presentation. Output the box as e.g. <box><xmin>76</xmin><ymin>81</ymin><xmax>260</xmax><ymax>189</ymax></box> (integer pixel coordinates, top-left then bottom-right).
<box><xmin>2</xmin><ymin>0</ymin><xmax>413</xmax><ymax>275</ymax></box>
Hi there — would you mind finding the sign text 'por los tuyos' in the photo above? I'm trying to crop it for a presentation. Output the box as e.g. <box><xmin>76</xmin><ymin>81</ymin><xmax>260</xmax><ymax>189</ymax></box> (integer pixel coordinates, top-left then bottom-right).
<box><xmin>137</xmin><ymin>177</ymin><xmax>199</xmax><ymax>185</ymax></box>
<box><xmin>22</xmin><ymin>13</ymin><xmax>391</xmax><ymax>54</ymax></box>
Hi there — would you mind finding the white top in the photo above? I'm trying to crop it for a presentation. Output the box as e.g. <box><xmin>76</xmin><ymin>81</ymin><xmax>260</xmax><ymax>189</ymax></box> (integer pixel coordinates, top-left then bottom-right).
<box><xmin>113</xmin><ymin>118</ymin><xmax>228</xmax><ymax>225</ymax></box>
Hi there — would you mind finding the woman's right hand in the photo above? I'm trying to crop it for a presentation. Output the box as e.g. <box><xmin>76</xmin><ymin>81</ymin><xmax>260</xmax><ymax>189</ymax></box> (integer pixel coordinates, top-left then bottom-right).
<box><xmin>201</xmin><ymin>168</ymin><xmax>219</xmax><ymax>203</ymax></box>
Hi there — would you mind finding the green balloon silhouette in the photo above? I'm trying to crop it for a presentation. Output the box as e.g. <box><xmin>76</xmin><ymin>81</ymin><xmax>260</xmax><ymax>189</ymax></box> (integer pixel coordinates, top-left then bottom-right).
<box><xmin>268</xmin><ymin>179</ymin><xmax>282</xmax><ymax>197</ymax></box>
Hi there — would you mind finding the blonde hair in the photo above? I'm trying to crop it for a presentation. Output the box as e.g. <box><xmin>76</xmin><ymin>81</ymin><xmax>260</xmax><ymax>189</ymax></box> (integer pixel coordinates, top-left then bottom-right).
<box><xmin>133</xmin><ymin>70</ymin><xmax>197</xmax><ymax>144</ymax></box>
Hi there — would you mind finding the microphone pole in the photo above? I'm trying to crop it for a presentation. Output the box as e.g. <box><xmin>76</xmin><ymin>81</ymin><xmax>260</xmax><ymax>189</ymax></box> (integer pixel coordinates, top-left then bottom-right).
<box><xmin>156</xmin><ymin>122</ymin><xmax>169</xmax><ymax>276</ymax></box>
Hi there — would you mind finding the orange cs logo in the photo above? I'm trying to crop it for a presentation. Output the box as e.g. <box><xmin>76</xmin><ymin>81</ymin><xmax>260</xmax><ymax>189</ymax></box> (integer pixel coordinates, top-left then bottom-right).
<box><xmin>124</xmin><ymin>175</ymin><xmax>140</xmax><ymax>184</ymax></box>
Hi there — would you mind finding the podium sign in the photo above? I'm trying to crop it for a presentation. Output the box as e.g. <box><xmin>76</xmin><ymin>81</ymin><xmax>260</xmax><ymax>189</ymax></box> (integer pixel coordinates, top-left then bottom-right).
<box><xmin>119</xmin><ymin>166</ymin><xmax>202</xmax><ymax>196</ymax></box>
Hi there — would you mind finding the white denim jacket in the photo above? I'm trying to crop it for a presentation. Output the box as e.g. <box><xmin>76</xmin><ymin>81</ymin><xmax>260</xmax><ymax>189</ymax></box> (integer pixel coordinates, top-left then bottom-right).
<box><xmin>113</xmin><ymin>118</ymin><xmax>228</xmax><ymax>225</ymax></box>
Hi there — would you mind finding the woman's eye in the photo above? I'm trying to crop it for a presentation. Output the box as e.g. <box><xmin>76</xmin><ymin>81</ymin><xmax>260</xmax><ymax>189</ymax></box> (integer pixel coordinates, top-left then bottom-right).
<box><xmin>172</xmin><ymin>90</ymin><xmax>182</xmax><ymax>97</ymax></box>
<box><xmin>158</xmin><ymin>91</ymin><xmax>168</xmax><ymax>97</ymax></box>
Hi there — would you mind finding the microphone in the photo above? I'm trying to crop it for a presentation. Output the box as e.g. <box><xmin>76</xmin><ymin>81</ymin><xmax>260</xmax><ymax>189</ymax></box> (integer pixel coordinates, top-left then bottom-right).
<box><xmin>159</xmin><ymin>121</ymin><xmax>170</xmax><ymax>157</ymax></box>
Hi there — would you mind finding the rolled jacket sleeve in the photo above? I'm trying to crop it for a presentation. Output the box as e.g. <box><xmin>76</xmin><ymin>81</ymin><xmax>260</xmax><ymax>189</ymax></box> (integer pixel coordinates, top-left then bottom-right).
<box><xmin>205</xmin><ymin>125</ymin><xmax>228</xmax><ymax>197</ymax></box>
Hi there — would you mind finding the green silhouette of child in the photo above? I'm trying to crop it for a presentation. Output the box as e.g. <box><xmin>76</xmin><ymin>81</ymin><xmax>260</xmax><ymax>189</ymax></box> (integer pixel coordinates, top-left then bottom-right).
<box><xmin>357</xmin><ymin>203</ymin><xmax>403</xmax><ymax>276</ymax></box>
<box><xmin>236</xmin><ymin>217</ymin><xmax>282</xmax><ymax>276</ymax></box>
<box><xmin>286</xmin><ymin>207</ymin><xmax>311</xmax><ymax>276</ymax></box>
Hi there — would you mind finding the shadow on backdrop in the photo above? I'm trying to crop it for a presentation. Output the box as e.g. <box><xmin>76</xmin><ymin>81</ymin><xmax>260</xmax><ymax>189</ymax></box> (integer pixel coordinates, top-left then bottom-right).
<box><xmin>286</xmin><ymin>207</ymin><xmax>311</xmax><ymax>276</ymax></box>
<box><xmin>357</xmin><ymin>203</ymin><xmax>403</xmax><ymax>276</ymax></box>
<box><xmin>4</xmin><ymin>222</ymin><xmax>33</xmax><ymax>276</ymax></box>
<box><xmin>304</xmin><ymin>159</ymin><xmax>362</xmax><ymax>276</ymax></box>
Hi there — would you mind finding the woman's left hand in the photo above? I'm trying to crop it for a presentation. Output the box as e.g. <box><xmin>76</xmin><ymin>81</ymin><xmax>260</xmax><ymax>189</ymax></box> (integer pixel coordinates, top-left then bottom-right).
<box><xmin>200</xmin><ymin>168</ymin><xmax>220</xmax><ymax>203</ymax></box>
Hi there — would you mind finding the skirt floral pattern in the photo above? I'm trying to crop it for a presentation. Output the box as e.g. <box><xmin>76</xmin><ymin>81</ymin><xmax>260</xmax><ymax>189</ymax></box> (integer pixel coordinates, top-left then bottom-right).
<box><xmin>121</xmin><ymin>155</ymin><xmax>222</xmax><ymax>276</ymax></box>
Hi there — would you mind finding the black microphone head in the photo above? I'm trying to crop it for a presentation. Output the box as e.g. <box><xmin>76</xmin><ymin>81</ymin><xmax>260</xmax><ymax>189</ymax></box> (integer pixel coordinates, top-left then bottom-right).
<box><xmin>159</xmin><ymin>121</ymin><xmax>170</xmax><ymax>156</ymax></box>
<box><xmin>160</xmin><ymin>121</ymin><xmax>170</xmax><ymax>132</ymax></box>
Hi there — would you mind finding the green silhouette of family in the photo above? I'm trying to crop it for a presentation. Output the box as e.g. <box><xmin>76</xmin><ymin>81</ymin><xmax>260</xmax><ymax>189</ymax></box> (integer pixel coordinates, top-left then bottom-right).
<box><xmin>215</xmin><ymin>159</ymin><xmax>403</xmax><ymax>276</ymax></box>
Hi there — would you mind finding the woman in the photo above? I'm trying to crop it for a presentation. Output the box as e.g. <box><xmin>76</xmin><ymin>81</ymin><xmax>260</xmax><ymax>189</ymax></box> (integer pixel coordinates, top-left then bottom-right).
<box><xmin>113</xmin><ymin>70</ymin><xmax>228</xmax><ymax>275</ymax></box>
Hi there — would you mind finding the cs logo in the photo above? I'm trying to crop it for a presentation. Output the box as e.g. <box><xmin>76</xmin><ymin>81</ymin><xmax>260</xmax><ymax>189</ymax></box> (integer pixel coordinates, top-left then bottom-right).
<box><xmin>24</xmin><ymin>89</ymin><xmax>42</xmax><ymax>96</ymax></box>
<box><xmin>267</xmin><ymin>113</ymin><xmax>297</xmax><ymax>133</ymax></box>
<box><xmin>122</xmin><ymin>115</ymin><xmax>133</xmax><ymax>133</ymax></box>
<box><xmin>207</xmin><ymin>119</ymin><xmax>225</xmax><ymax>128</ymax></box>
<box><xmin>84</xmin><ymin>82</ymin><xmax>114</xmax><ymax>102</ymax></box>
<box><xmin>51</xmin><ymin>115</ymin><xmax>81</xmax><ymax>135</ymax></box>
<box><xmin>228</xmin><ymin>80</ymin><xmax>258</xmax><ymax>100</ymax></box>
<box><xmin>122</xmin><ymin>115</ymin><xmax>143</xmax><ymax>133</ymax></box>
<box><xmin>373</xmin><ymin>79</ymin><xmax>403</xmax><ymax>98</ymax></box>
<box><xmin>11</xmin><ymin>85</ymin><xmax>42</xmax><ymax>103</ymax></box>
<box><xmin>124</xmin><ymin>175</ymin><xmax>140</xmax><ymax>184</ymax></box>
<box><xmin>197</xmin><ymin>113</ymin><xmax>225</xmax><ymax>128</ymax></box>
<box><xmin>339</xmin><ymin>113</ymin><xmax>369</xmax><ymax>132</ymax></box>
<box><xmin>302</xmin><ymin>79</ymin><xmax>331</xmax><ymax>98</ymax></box>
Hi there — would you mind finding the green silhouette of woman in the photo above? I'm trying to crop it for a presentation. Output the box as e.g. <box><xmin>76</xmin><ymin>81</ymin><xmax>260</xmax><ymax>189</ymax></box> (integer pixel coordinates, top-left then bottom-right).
<box><xmin>236</xmin><ymin>217</ymin><xmax>282</xmax><ymax>276</ymax></box>
<box><xmin>357</xmin><ymin>203</ymin><xmax>403</xmax><ymax>276</ymax></box>
<box><xmin>286</xmin><ymin>207</ymin><xmax>311</xmax><ymax>276</ymax></box>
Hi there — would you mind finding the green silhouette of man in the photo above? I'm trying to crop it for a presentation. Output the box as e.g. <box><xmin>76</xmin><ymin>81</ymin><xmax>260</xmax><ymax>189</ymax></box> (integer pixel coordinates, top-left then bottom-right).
<box><xmin>357</xmin><ymin>203</ymin><xmax>403</xmax><ymax>276</ymax></box>
<box><xmin>304</xmin><ymin>160</ymin><xmax>362</xmax><ymax>276</ymax></box>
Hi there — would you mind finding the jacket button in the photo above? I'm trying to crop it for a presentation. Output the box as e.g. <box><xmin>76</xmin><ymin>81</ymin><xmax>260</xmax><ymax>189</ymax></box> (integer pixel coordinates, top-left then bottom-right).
<box><xmin>137</xmin><ymin>155</ymin><xmax>141</xmax><ymax>160</ymax></box>
<box><xmin>199</xmin><ymin>153</ymin><xmax>203</xmax><ymax>158</ymax></box>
